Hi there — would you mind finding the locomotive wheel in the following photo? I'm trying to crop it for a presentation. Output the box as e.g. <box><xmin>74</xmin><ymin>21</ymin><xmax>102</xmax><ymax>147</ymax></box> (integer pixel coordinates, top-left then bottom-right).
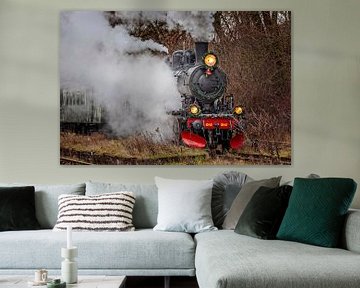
<box><xmin>208</xmin><ymin>147</ymin><xmax>217</xmax><ymax>157</ymax></box>
<box><xmin>207</xmin><ymin>142</ymin><xmax>219</xmax><ymax>157</ymax></box>
<box><xmin>222</xmin><ymin>140</ymin><xmax>231</xmax><ymax>153</ymax></box>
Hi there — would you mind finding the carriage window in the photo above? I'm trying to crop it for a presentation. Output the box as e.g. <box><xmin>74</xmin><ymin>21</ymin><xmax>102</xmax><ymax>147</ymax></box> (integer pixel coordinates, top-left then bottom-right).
<box><xmin>75</xmin><ymin>91</ymin><xmax>80</xmax><ymax>105</ymax></box>
<box><xmin>61</xmin><ymin>89</ymin><xmax>87</xmax><ymax>106</ymax></box>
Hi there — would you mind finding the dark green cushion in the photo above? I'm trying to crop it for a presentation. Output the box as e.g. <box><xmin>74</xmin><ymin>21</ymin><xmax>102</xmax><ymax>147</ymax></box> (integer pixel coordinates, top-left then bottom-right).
<box><xmin>235</xmin><ymin>185</ymin><xmax>292</xmax><ymax>239</ymax></box>
<box><xmin>0</xmin><ymin>186</ymin><xmax>41</xmax><ymax>231</ymax></box>
<box><xmin>277</xmin><ymin>178</ymin><xmax>357</xmax><ymax>247</ymax></box>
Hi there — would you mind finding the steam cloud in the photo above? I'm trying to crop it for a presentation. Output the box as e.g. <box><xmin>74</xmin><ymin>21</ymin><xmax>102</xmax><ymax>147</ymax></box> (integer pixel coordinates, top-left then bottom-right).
<box><xmin>60</xmin><ymin>11</ymin><xmax>215</xmax><ymax>138</ymax></box>
<box><xmin>114</xmin><ymin>11</ymin><xmax>215</xmax><ymax>41</ymax></box>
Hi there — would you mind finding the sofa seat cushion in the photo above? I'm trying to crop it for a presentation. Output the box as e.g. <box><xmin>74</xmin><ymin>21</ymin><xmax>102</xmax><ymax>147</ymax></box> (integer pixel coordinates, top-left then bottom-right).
<box><xmin>0</xmin><ymin>229</ymin><xmax>195</xmax><ymax>271</ymax></box>
<box><xmin>195</xmin><ymin>230</ymin><xmax>360</xmax><ymax>288</ymax></box>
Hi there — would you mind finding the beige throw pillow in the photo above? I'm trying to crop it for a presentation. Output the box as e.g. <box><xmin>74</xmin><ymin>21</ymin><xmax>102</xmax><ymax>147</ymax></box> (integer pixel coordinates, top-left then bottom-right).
<box><xmin>222</xmin><ymin>176</ymin><xmax>281</xmax><ymax>230</ymax></box>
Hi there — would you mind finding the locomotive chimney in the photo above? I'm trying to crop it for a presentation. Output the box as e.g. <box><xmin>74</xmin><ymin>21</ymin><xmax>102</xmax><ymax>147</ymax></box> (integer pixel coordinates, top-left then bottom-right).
<box><xmin>195</xmin><ymin>42</ymin><xmax>209</xmax><ymax>64</ymax></box>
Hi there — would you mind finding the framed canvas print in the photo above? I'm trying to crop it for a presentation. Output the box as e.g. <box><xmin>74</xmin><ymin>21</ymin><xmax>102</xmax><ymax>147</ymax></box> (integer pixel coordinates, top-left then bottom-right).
<box><xmin>60</xmin><ymin>11</ymin><xmax>291</xmax><ymax>165</ymax></box>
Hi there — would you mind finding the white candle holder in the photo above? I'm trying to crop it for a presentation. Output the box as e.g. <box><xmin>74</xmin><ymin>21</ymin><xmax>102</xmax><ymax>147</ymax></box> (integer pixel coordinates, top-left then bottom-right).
<box><xmin>61</xmin><ymin>247</ymin><xmax>78</xmax><ymax>284</ymax></box>
<box><xmin>67</xmin><ymin>226</ymin><xmax>72</xmax><ymax>249</ymax></box>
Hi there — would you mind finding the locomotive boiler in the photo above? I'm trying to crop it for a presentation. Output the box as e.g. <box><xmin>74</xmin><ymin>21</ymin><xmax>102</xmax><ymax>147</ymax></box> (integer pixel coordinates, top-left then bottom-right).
<box><xmin>172</xmin><ymin>42</ymin><xmax>246</xmax><ymax>152</ymax></box>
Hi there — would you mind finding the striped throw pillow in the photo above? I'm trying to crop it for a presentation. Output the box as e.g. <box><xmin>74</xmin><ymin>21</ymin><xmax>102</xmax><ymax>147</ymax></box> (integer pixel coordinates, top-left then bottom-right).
<box><xmin>53</xmin><ymin>192</ymin><xmax>136</xmax><ymax>231</ymax></box>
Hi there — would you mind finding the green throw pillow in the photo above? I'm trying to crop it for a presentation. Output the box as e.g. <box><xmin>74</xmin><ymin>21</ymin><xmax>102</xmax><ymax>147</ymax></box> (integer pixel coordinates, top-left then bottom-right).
<box><xmin>277</xmin><ymin>178</ymin><xmax>357</xmax><ymax>247</ymax></box>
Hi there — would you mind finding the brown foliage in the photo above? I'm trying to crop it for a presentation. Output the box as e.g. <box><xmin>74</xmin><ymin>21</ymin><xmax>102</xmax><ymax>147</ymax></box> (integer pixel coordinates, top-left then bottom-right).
<box><xmin>211</xmin><ymin>11</ymin><xmax>291</xmax><ymax>145</ymax></box>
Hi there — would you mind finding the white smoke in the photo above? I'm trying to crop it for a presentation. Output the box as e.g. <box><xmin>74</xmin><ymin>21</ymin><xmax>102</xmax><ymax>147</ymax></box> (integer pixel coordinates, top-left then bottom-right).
<box><xmin>60</xmin><ymin>11</ymin><xmax>180</xmax><ymax>138</ymax></box>
<box><xmin>115</xmin><ymin>11</ymin><xmax>215</xmax><ymax>41</ymax></box>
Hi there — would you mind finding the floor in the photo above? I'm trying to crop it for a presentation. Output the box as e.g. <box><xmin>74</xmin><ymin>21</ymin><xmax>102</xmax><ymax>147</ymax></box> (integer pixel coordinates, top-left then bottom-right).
<box><xmin>126</xmin><ymin>276</ymin><xmax>199</xmax><ymax>288</ymax></box>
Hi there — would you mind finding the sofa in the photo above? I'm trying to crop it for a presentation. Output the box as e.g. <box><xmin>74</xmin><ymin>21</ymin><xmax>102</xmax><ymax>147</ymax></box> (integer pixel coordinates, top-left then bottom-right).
<box><xmin>0</xmin><ymin>176</ymin><xmax>360</xmax><ymax>288</ymax></box>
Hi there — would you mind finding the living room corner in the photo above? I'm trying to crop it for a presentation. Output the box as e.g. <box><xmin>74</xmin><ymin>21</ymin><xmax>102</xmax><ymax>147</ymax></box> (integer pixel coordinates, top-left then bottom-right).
<box><xmin>0</xmin><ymin>0</ymin><xmax>359</xmax><ymax>288</ymax></box>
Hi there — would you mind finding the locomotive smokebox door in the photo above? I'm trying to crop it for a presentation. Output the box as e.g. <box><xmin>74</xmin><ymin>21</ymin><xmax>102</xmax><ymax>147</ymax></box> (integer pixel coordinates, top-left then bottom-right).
<box><xmin>188</xmin><ymin>66</ymin><xmax>227</xmax><ymax>104</ymax></box>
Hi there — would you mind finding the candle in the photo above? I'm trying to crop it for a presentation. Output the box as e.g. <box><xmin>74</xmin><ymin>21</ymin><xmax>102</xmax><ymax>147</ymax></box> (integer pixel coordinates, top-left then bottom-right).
<box><xmin>67</xmin><ymin>225</ymin><xmax>72</xmax><ymax>249</ymax></box>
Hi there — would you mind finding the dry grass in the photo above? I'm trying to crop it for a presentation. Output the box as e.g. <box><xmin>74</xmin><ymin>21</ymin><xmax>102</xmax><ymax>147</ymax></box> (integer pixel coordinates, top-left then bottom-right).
<box><xmin>60</xmin><ymin>132</ymin><xmax>291</xmax><ymax>165</ymax></box>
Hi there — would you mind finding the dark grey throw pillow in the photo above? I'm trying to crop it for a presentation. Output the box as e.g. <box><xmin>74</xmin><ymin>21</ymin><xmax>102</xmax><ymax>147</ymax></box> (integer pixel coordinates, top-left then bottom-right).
<box><xmin>212</xmin><ymin>171</ymin><xmax>251</xmax><ymax>228</ymax></box>
<box><xmin>223</xmin><ymin>176</ymin><xmax>281</xmax><ymax>230</ymax></box>
<box><xmin>0</xmin><ymin>186</ymin><xmax>41</xmax><ymax>231</ymax></box>
<box><xmin>234</xmin><ymin>185</ymin><xmax>292</xmax><ymax>239</ymax></box>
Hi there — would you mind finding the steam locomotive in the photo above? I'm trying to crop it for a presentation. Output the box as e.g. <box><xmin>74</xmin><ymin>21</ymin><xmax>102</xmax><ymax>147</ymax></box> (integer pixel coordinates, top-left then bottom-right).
<box><xmin>171</xmin><ymin>42</ymin><xmax>246</xmax><ymax>151</ymax></box>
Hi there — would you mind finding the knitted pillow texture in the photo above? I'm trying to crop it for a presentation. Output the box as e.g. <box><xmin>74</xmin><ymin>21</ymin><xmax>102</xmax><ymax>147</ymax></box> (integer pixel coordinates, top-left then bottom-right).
<box><xmin>277</xmin><ymin>178</ymin><xmax>357</xmax><ymax>247</ymax></box>
<box><xmin>53</xmin><ymin>192</ymin><xmax>135</xmax><ymax>231</ymax></box>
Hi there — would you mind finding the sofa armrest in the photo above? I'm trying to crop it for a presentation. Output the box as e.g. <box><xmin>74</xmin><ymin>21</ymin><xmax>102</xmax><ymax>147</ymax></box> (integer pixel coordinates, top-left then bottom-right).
<box><xmin>342</xmin><ymin>209</ymin><xmax>360</xmax><ymax>253</ymax></box>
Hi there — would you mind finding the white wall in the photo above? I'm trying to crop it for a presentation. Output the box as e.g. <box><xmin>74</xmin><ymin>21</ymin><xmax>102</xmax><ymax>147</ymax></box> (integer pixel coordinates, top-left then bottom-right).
<box><xmin>0</xmin><ymin>0</ymin><xmax>359</xmax><ymax>208</ymax></box>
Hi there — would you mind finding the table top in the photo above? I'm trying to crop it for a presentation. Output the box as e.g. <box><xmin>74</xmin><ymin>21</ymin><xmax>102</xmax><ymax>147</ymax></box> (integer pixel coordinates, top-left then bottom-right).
<box><xmin>0</xmin><ymin>275</ymin><xmax>126</xmax><ymax>288</ymax></box>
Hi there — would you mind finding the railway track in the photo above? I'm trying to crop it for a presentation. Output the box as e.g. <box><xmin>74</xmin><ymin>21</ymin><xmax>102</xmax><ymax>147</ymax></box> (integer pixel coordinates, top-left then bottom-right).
<box><xmin>61</xmin><ymin>151</ymin><xmax>290</xmax><ymax>165</ymax></box>
<box><xmin>220</xmin><ymin>152</ymin><xmax>291</xmax><ymax>165</ymax></box>
<box><xmin>60</xmin><ymin>157</ymin><xmax>92</xmax><ymax>165</ymax></box>
<box><xmin>60</xmin><ymin>148</ymin><xmax>207</xmax><ymax>165</ymax></box>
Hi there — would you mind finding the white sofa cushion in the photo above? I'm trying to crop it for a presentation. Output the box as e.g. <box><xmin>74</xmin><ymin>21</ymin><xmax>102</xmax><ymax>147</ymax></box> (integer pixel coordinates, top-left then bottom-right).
<box><xmin>153</xmin><ymin>177</ymin><xmax>216</xmax><ymax>233</ymax></box>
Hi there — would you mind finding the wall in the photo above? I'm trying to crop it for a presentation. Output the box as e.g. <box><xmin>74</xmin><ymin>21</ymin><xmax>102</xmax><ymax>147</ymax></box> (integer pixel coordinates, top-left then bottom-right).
<box><xmin>0</xmin><ymin>0</ymin><xmax>359</xmax><ymax>208</ymax></box>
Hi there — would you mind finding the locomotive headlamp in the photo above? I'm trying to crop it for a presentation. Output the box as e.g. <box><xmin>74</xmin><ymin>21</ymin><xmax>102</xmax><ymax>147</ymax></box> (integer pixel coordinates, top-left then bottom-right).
<box><xmin>233</xmin><ymin>106</ymin><xmax>243</xmax><ymax>115</ymax></box>
<box><xmin>203</xmin><ymin>53</ymin><xmax>217</xmax><ymax>68</ymax></box>
<box><xmin>189</xmin><ymin>104</ymin><xmax>201</xmax><ymax>116</ymax></box>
